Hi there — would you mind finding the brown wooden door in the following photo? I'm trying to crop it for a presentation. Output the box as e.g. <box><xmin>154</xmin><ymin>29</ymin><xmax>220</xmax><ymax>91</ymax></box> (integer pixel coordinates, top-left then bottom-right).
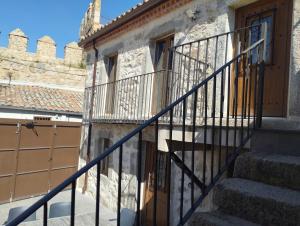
<box><xmin>143</xmin><ymin>143</ymin><xmax>168</xmax><ymax>226</ymax></box>
<box><xmin>152</xmin><ymin>35</ymin><xmax>174</xmax><ymax>114</ymax></box>
<box><xmin>105</xmin><ymin>55</ymin><xmax>117</xmax><ymax>114</ymax></box>
<box><xmin>235</xmin><ymin>0</ymin><xmax>292</xmax><ymax>116</ymax></box>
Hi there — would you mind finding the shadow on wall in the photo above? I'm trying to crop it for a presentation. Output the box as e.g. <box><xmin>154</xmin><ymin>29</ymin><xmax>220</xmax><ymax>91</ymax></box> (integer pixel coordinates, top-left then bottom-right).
<box><xmin>289</xmin><ymin>16</ymin><xmax>300</xmax><ymax>116</ymax></box>
<box><xmin>293</xmin><ymin>18</ymin><xmax>300</xmax><ymax>30</ymax></box>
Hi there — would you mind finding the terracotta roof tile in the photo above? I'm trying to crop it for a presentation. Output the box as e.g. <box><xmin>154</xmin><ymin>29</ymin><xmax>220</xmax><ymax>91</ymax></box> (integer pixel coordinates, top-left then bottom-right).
<box><xmin>0</xmin><ymin>84</ymin><xmax>83</xmax><ymax>114</ymax></box>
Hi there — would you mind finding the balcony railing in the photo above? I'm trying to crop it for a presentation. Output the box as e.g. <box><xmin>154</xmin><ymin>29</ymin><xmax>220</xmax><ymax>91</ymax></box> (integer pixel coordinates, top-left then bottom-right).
<box><xmin>84</xmin><ymin>58</ymin><xmax>209</xmax><ymax>124</ymax></box>
<box><xmin>84</xmin><ymin>24</ymin><xmax>260</xmax><ymax>125</ymax></box>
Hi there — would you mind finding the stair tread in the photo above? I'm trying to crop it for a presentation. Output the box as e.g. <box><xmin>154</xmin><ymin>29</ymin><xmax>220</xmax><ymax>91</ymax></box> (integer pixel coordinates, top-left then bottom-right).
<box><xmin>218</xmin><ymin>178</ymin><xmax>300</xmax><ymax>206</ymax></box>
<box><xmin>234</xmin><ymin>152</ymin><xmax>300</xmax><ymax>190</ymax></box>
<box><xmin>189</xmin><ymin>211</ymin><xmax>260</xmax><ymax>226</ymax></box>
<box><xmin>250</xmin><ymin>152</ymin><xmax>300</xmax><ymax>165</ymax></box>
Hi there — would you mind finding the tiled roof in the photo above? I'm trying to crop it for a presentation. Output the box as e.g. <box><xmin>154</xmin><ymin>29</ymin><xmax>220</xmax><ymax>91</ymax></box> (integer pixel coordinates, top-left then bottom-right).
<box><xmin>0</xmin><ymin>84</ymin><xmax>83</xmax><ymax>114</ymax></box>
<box><xmin>97</xmin><ymin>0</ymin><xmax>150</xmax><ymax>30</ymax></box>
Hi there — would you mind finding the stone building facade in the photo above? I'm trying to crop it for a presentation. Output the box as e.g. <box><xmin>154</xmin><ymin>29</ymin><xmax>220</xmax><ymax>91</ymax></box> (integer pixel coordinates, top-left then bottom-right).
<box><xmin>79</xmin><ymin>0</ymin><xmax>300</xmax><ymax>225</ymax></box>
<box><xmin>0</xmin><ymin>28</ymin><xmax>86</xmax><ymax>121</ymax></box>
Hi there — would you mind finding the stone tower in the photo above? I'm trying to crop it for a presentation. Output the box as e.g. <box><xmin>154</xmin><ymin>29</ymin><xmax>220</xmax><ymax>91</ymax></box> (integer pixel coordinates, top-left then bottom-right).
<box><xmin>8</xmin><ymin>28</ymin><xmax>28</xmax><ymax>52</ymax></box>
<box><xmin>79</xmin><ymin>0</ymin><xmax>101</xmax><ymax>39</ymax></box>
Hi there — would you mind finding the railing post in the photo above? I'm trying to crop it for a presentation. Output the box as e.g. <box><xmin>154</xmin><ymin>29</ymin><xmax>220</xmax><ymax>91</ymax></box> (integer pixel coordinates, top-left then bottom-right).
<box><xmin>256</xmin><ymin>21</ymin><xmax>267</xmax><ymax>128</ymax></box>
<box><xmin>43</xmin><ymin>203</ymin><xmax>48</xmax><ymax>226</ymax></box>
<box><xmin>167</xmin><ymin>109</ymin><xmax>173</xmax><ymax>226</ymax></box>
<box><xmin>117</xmin><ymin>145</ymin><xmax>123</xmax><ymax>226</ymax></box>
<box><xmin>95</xmin><ymin>163</ymin><xmax>101</xmax><ymax>226</ymax></box>
<box><xmin>261</xmin><ymin>22</ymin><xmax>268</xmax><ymax>63</ymax></box>
<box><xmin>136</xmin><ymin>132</ymin><xmax>143</xmax><ymax>226</ymax></box>
<box><xmin>257</xmin><ymin>61</ymin><xmax>265</xmax><ymax>128</ymax></box>
<box><xmin>70</xmin><ymin>181</ymin><xmax>76</xmax><ymax>226</ymax></box>
<box><xmin>83</xmin><ymin>41</ymin><xmax>99</xmax><ymax>193</ymax></box>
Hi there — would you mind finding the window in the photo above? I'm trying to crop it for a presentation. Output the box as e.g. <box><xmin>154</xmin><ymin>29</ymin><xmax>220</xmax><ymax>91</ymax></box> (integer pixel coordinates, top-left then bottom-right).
<box><xmin>247</xmin><ymin>11</ymin><xmax>274</xmax><ymax>64</ymax></box>
<box><xmin>96</xmin><ymin>138</ymin><xmax>110</xmax><ymax>176</ymax></box>
<box><xmin>148</xmin><ymin>151</ymin><xmax>168</xmax><ymax>191</ymax></box>
<box><xmin>33</xmin><ymin>116</ymin><xmax>51</xmax><ymax>121</ymax></box>
<box><xmin>154</xmin><ymin>35</ymin><xmax>174</xmax><ymax>71</ymax></box>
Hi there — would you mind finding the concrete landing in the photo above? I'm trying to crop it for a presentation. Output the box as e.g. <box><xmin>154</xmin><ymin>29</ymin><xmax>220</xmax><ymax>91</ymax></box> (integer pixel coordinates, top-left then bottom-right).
<box><xmin>0</xmin><ymin>190</ymin><xmax>116</xmax><ymax>225</ymax></box>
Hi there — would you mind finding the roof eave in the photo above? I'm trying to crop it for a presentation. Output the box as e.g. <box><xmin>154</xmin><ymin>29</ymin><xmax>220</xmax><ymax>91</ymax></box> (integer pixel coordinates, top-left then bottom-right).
<box><xmin>0</xmin><ymin>105</ymin><xmax>83</xmax><ymax>117</ymax></box>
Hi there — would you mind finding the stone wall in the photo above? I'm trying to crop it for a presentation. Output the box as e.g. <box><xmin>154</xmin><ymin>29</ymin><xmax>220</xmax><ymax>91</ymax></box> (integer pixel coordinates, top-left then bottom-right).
<box><xmin>78</xmin><ymin>123</ymin><xmax>155</xmax><ymax>213</ymax></box>
<box><xmin>80</xmin><ymin>1</ymin><xmax>236</xmax><ymax>221</ymax></box>
<box><xmin>80</xmin><ymin>0</ymin><xmax>300</xmax><ymax>224</ymax></box>
<box><xmin>288</xmin><ymin>0</ymin><xmax>300</xmax><ymax>119</ymax></box>
<box><xmin>81</xmin><ymin>0</ymin><xmax>235</xmax><ymax>217</ymax></box>
<box><xmin>83</xmin><ymin>0</ymin><xmax>235</xmax><ymax>120</ymax></box>
<box><xmin>0</xmin><ymin>29</ymin><xmax>86</xmax><ymax>90</ymax></box>
<box><xmin>37</xmin><ymin>36</ymin><xmax>56</xmax><ymax>59</ymax></box>
<box><xmin>85</xmin><ymin>0</ymin><xmax>234</xmax><ymax>86</ymax></box>
<box><xmin>8</xmin><ymin>29</ymin><xmax>28</xmax><ymax>52</ymax></box>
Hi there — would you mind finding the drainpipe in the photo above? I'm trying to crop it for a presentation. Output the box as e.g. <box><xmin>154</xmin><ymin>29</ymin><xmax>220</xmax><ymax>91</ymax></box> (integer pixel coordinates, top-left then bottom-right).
<box><xmin>83</xmin><ymin>40</ymin><xmax>99</xmax><ymax>193</ymax></box>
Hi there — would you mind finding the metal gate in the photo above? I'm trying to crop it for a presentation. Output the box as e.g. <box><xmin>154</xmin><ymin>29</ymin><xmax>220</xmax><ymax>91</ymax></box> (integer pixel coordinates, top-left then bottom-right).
<box><xmin>0</xmin><ymin>118</ymin><xmax>81</xmax><ymax>204</ymax></box>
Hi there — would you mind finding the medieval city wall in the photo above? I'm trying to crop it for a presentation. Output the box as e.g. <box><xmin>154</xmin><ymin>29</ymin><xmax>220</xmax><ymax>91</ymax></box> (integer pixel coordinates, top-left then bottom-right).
<box><xmin>0</xmin><ymin>29</ymin><xmax>86</xmax><ymax>90</ymax></box>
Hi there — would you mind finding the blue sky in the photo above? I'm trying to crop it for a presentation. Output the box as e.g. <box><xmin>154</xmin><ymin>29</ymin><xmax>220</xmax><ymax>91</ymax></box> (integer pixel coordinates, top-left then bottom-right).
<box><xmin>0</xmin><ymin>0</ymin><xmax>141</xmax><ymax>58</ymax></box>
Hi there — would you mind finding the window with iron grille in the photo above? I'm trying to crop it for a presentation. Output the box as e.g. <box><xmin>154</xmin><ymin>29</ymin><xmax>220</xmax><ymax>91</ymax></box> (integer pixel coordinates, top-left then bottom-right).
<box><xmin>96</xmin><ymin>138</ymin><xmax>110</xmax><ymax>176</ymax></box>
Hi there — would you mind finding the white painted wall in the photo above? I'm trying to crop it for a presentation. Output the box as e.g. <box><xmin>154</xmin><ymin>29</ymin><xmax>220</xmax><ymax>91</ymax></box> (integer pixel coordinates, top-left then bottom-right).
<box><xmin>0</xmin><ymin>109</ymin><xmax>82</xmax><ymax>122</ymax></box>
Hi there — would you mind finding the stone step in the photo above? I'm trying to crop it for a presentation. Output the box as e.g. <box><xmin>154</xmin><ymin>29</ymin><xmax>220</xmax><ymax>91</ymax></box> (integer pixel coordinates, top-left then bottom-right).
<box><xmin>234</xmin><ymin>152</ymin><xmax>300</xmax><ymax>190</ymax></box>
<box><xmin>251</xmin><ymin>129</ymin><xmax>300</xmax><ymax>156</ymax></box>
<box><xmin>214</xmin><ymin>178</ymin><xmax>300</xmax><ymax>226</ymax></box>
<box><xmin>186</xmin><ymin>211</ymin><xmax>260</xmax><ymax>226</ymax></box>
<box><xmin>261</xmin><ymin>118</ymin><xmax>300</xmax><ymax>131</ymax></box>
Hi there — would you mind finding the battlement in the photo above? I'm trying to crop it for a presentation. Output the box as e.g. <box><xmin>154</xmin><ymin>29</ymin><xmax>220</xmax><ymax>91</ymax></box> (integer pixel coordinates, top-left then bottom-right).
<box><xmin>0</xmin><ymin>29</ymin><xmax>87</xmax><ymax>90</ymax></box>
<box><xmin>79</xmin><ymin>0</ymin><xmax>101</xmax><ymax>39</ymax></box>
<box><xmin>4</xmin><ymin>28</ymin><xmax>84</xmax><ymax>66</ymax></box>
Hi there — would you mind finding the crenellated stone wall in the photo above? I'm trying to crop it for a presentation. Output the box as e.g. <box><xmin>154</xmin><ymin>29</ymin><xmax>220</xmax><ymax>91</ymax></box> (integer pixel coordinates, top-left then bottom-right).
<box><xmin>37</xmin><ymin>36</ymin><xmax>57</xmax><ymax>59</ymax></box>
<box><xmin>65</xmin><ymin>42</ymin><xmax>85</xmax><ymax>66</ymax></box>
<box><xmin>0</xmin><ymin>28</ymin><xmax>86</xmax><ymax>90</ymax></box>
<box><xmin>8</xmin><ymin>29</ymin><xmax>28</xmax><ymax>52</ymax></box>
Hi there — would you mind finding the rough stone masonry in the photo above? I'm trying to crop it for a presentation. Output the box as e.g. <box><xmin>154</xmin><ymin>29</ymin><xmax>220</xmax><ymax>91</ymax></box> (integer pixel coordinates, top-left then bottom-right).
<box><xmin>0</xmin><ymin>28</ymin><xmax>86</xmax><ymax>90</ymax></box>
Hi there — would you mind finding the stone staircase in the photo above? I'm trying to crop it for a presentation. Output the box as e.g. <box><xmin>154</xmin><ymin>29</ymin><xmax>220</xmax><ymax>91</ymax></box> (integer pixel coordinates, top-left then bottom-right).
<box><xmin>187</xmin><ymin>122</ymin><xmax>300</xmax><ymax>226</ymax></box>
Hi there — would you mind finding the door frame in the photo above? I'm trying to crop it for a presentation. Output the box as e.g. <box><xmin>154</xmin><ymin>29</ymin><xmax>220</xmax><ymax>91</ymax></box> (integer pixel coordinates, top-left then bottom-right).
<box><xmin>151</xmin><ymin>34</ymin><xmax>175</xmax><ymax>114</ymax></box>
<box><xmin>142</xmin><ymin>142</ymin><xmax>169</xmax><ymax>226</ymax></box>
<box><xmin>233</xmin><ymin>0</ymin><xmax>293</xmax><ymax>117</ymax></box>
<box><xmin>105</xmin><ymin>54</ymin><xmax>118</xmax><ymax>114</ymax></box>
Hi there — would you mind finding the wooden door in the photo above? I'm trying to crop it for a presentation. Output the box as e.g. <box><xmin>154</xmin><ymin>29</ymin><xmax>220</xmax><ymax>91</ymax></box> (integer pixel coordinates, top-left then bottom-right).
<box><xmin>152</xmin><ymin>35</ymin><xmax>174</xmax><ymax>114</ymax></box>
<box><xmin>105</xmin><ymin>55</ymin><xmax>117</xmax><ymax>114</ymax></box>
<box><xmin>143</xmin><ymin>143</ymin><xmax>169</xmax><ymax>226</ymax></box>
<box><xmin>235</xmin><ymin>0</ymin><xmax>292</xmax><ymax>116</ymax></box>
